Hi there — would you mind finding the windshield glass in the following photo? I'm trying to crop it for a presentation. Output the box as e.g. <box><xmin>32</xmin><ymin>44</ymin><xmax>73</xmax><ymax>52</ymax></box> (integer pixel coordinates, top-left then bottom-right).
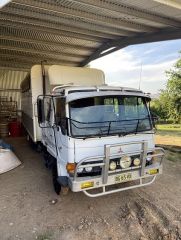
<box><xmin>69</xmin><ymin>96</ymin><xmax>152</xmax><ymax>137</ymax></box>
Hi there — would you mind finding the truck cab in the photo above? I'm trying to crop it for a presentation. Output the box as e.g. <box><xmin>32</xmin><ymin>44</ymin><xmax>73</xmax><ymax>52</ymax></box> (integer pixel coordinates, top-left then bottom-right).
<box><xmin>38</xmin><ymin>84</ymin><xmax>164</xmax><ymax>197</ymax></box>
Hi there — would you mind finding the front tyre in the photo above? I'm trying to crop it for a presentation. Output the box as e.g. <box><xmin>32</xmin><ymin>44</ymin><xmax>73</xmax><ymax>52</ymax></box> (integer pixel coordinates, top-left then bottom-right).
<box><xmin>52</xmin><ymin>163</ymin><xmax>61</xmax><ymax>195</ymax></box>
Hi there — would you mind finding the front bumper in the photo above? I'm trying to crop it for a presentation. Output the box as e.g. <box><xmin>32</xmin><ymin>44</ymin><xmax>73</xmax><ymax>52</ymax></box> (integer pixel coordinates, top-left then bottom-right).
<box><xmin>68</xmin><ymin>141</ymin><xmax>164</xmax><ymax>197</ymax></box>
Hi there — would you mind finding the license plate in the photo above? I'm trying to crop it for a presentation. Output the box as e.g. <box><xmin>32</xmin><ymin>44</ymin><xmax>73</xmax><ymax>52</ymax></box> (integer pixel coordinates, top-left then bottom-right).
<box><xmin>115</xmin><ymin>173</ymin><xmax>132</xmax><ymax>183</ymax></box>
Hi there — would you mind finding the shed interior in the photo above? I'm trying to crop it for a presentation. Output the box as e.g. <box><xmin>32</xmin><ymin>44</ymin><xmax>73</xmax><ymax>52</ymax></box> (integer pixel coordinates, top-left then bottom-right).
<box><xmin>0</xmin><ymin>0</ymin><xmax>181</xmax><ymax>137</ymax></box>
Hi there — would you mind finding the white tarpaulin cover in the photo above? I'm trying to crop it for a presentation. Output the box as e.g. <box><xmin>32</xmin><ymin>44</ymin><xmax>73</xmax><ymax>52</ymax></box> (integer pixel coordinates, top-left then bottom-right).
<box><xmin>0</xmin><ymin>149</ymin><xmax>21</xmax><ymax>174</ymax></box>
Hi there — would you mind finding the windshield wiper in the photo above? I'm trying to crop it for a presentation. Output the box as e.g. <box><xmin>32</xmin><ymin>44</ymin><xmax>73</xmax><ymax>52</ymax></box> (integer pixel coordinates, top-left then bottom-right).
<box><xmin>107</xmin><ymin>121</ymin><xmax>111</xmax><ymax>136</ymax></box>
<box><xmin>70</xmin><ymin>117</ymin><xmax>153</xmax><ymax>138</ymax></box>
<box><xmin>135</xmin><ymin>119</ymin><xmax>139</xmax><ymax>134</ymax></box>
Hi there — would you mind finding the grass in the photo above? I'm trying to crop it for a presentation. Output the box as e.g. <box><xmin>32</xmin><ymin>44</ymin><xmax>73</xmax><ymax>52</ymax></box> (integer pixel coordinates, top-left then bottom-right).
<box><xmin>155</xmin><ymin>124</ymin><xmax>181</xmax><ymax>147</ymax></box>
<box><xmin>155</xmin><ymin>124</ymin><xmax>181</xmax><ymax>161</ymax></box>
<box><xmin>156</xmin><ymin>124</ymin><xmax>181</xmax><ymax>137</ymax></box>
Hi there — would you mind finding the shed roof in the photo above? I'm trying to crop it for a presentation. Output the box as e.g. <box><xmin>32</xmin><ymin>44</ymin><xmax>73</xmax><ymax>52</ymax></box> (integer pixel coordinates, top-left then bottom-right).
<box><xmin>0</xmin><ymin>0</ymin><xmax>181</xmax><ymax>71</ymax></box>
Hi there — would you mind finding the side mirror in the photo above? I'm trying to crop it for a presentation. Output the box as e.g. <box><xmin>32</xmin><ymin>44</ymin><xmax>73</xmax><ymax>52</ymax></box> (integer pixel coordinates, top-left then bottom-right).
<box><xmin>150</xmin><ymin>112</ymin><xmax>158</xmax><ymax>128</ymax></box>
<box><xmin>60</xmin><ymin>118</ymin><xmax>67</xmax><ymax>135</ymax></box>
<box><xmin>37</xmin><ymin>95</ymin><xmax>54</xmax><ymax>128</ymax></box>
<box><xmin>37</xmin><ymin>98</ymin><xmax>44</xmax><ymax>124</ymax></box>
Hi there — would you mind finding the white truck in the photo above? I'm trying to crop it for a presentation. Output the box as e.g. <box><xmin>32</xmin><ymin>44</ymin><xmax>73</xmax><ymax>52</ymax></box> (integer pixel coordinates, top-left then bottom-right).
<box><xmin>21</xmin><ymin>64</ymin><xmax>164</xmax><ymax>197</ymax></box>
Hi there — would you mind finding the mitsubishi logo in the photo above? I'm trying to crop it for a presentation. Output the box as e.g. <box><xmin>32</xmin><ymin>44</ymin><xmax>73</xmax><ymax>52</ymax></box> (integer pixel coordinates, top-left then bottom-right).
<box><xmin>118</xmin><ymin>147</ymin><xmax>123</xmax><ymax>153</ymax></box>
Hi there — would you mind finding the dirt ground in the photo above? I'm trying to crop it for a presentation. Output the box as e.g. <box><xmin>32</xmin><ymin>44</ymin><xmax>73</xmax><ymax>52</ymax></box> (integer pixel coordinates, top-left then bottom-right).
<box><xmin>155</xmin><ymin>135</ymin><xmax>181</xmax><ymax>147</ymax></box>
<box><xmin>0</xmin><ymin>137</ymin><xmax>180</xmax><ymax>240</ymax></box>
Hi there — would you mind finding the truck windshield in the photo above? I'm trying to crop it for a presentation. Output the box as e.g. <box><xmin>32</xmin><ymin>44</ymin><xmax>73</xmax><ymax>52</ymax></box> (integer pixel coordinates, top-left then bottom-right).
<box><xmin>69</xmin><ymin>96</ymin><xmax>152</xmax><ymax>138</ymax></box>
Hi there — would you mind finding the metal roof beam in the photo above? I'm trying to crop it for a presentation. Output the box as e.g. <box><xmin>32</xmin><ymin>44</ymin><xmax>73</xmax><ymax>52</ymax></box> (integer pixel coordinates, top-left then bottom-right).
<box><xmin>0</xmin><ymin>49</ymin><xmax>77</xmax><ymax>64</ymax></box>
<box><xmin>74</xmin><ymin>0</ymin><xmax>181</xmax><ymax>28</ymax></box>
<box><xmin>10</xmin><ymin>0</ymin><xmax>157</xmax><ymax>32</ymax></box>
<box><xmin>0</xmin><ymin>43</ymin><xmax>83</xmax><ymax>62</ymax></box>
<box><xmin>80</xmin><ymin>28</ymin><xmax>181</xmax><ymax>66</ymax></box>
<box><xmin>0</xmin><ymin>58</ymin><xmax>77</xmax><ymax>69</ymax></box>
<box><xmin>0</xmin><ymin>12</ymin><xmax>124</xmax><ymax>40</ymax></box>
<box><xmin>0</xmin><ymin>26</ymin><xmax>99</xmax><ymax>49</ymax></box>
<box><xmin>0</xmin><ymin>60</ymin><xmax>76</xmax><ymax>70</ymax></box>
<box><xmin>111</xmin><ymin>28</ymin><xmax>181</xmax><ymax>50</ymax></box>
<box><xmin>0</xmin><ymin>66</ymin><xmax>28</xmax><ymax>72</ymax></box>
<box><xmin>0</xmin><ymin>34</ymin><xmax>89</xmax><ymax>58</ymax></box>
<box><xmin>153</xmin><ymin>0</ymin><xmax>181</xmax><ymax>10</ymax></box>
<box><xmin>0</xmin><ymin>19</ymin><xmax>104</xmax><ymax>43</ymax></box>
<box><xmin>0</xmin><ymin>53</ymin><xmax>76</xmax><ymax>66</ymax></box>
<box><xmin>0</xmin><ymin>61</ymin><xmax>32</xmax><ymax>69</ymax></box>
<box><xmin>0</xmin><ymin>57</ymin><xmax>50</xmax><ymax>66</ymax></box>
<box><xmin>0</xmin><ymin>35</ymin><xmax>94</xmax><ymax>56</ymax></box>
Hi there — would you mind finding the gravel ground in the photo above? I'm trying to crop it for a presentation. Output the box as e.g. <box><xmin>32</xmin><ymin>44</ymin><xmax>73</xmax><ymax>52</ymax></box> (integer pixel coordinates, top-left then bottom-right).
<box><xmin>0</xmin><ymin>137</ymin><xmax>180</xmax><ymax>240</ymax></box>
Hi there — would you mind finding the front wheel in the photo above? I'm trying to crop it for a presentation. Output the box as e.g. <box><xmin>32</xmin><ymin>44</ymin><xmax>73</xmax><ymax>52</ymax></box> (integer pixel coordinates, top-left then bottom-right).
<box><xmin>52</xmin><ymin>163</ymin><xmax>61</xmax><ymax>195</ymax></box>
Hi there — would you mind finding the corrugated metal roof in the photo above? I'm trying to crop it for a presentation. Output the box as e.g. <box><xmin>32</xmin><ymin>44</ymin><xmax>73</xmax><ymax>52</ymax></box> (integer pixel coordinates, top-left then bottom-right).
<box><xmin>0</xmin><ymin>0</ymin><xmax>181</xmax><ymax>70</ymax></box>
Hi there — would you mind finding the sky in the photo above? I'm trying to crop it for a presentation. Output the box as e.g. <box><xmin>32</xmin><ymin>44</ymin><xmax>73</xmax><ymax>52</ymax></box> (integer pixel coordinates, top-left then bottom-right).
<box><xmin>90</xmin><ymin>39</ymin><xmax>181</xmax><ymax>94</ymax></box>
<box><xmin>0</xmin><ymin>0</ymin><xmax>11</xmax><ymax>8</ymax></box>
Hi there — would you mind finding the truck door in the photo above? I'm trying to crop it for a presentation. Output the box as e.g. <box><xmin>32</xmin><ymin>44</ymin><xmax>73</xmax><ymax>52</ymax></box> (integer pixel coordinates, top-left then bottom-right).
<box><xmin>45</xmin><ymin>96</ymin><xmax>58</xmax><ymax>157</ymax></box>
<box><xmin>53</xmin><ymin>98</ymin><xmax>68</xmax><ymax>163</ymax></box>
<box><xmin>37</xmin><ymin>95</ymin><xmax>57</xmax><ymax>158</ymax></box>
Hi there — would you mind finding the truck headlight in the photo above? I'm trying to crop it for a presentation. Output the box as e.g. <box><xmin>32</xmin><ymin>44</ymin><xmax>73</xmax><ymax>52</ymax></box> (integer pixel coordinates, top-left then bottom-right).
<box><xmin>146</xmin><ymin>155</ymin><xmax>152</xmax><ymax>162</ymax></box>
<box><xmin>120</xmin><ymin>155</ymin><xmax>131</xmax><ymax>169</ymax></box>
<box><xmin>133</xmin><ymin>158</ymin><xmax>141</xmax><ymax>166</ymax></box>
<box><xmin>146</xmin><ymin>154</ymin><xmax>153</xmax><ymax>166</ymax></box>
<box><xmin>109</xmin><ymin>160</ymin><xmax>117</xmax><ymax>171</ymax></box>
<box><xmin>85</xmin><ymin>166</ymin><xmax>93</xmax><ymax>172</ymax></box>
<box><xmin>77</xmin><ymin>167</ymin><xmax>83</xmax><ymax>173</ymax></box>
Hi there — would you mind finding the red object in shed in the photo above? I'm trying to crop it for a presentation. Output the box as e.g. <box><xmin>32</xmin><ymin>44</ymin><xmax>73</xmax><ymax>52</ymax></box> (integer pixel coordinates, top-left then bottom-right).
<box><xmin>9</xmin><ymin>121</ymin><xmax>22</xmax><ymax>137</ymax></box>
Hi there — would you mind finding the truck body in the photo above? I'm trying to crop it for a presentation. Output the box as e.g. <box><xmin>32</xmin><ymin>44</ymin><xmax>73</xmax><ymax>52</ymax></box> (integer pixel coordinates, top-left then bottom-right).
<box><xmin>21</xmin><ymin>65</ymin><xmax>164</xmax><ymax>197</ymax></box>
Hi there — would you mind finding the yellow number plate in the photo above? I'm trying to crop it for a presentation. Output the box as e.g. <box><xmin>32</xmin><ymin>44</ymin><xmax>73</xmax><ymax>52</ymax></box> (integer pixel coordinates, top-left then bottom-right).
<box><xmin>115</xmin><ymin>173</ymin><xmax>132</xmax><ymax>183</ymax></box>
<box><xmin>148</xmin><ymin>169</ymin><xmax>159</xmax><ymax>175</ymax></box>
<box><xmin>81</xmin><ymin>181</ymin><xmax>94</xmax><ymax>189</ymax></box>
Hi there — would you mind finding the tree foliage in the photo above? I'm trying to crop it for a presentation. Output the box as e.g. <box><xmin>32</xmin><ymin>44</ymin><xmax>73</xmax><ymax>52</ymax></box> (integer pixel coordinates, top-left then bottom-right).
<box><xmin>151</xmin><ymin>54</ymin><xmax>181</xmax><ymax>123</ymax></box>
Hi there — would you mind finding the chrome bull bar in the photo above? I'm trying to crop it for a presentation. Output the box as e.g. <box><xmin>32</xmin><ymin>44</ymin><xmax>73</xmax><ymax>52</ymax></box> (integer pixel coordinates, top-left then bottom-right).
<box><xmin>72</xmin><ymin>141</ymin><xmax>165</xmax><ymax>197</ymax></box>
<box><xmin>83</xmin><ymin>176</ymin><xmax>157</xmax><ymax>198</ymax></box>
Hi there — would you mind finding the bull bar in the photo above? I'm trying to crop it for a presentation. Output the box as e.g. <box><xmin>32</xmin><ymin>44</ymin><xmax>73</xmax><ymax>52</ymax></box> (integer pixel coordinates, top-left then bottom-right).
<box><xmin>68</xmin><ymin>141</ymin><xmax>165</xmax><ymax>197</ymax></box>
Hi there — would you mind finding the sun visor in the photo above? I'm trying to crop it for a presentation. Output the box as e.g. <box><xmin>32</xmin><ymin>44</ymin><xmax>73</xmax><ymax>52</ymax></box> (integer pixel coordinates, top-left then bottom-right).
<box><xmin>66</xmin><ymin>91</ymin><xmax>150</xmax><ymax>103</ymax></box>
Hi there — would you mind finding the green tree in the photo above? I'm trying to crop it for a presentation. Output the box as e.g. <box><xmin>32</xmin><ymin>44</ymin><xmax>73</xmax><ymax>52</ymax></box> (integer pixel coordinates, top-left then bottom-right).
<box><xmin>164</xmin><ymin>56</ymin><xmax>181</xmax><ymax>122</ymax></box>
<box><xmin>150</xmin><ymin>54</ymin><xmax>181</xmax><ymax>123</ymax></box>
<box><xmin>151</xmin><ymin>94</ymin><xmax>168</xmax><ymax>120</ymax></box>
